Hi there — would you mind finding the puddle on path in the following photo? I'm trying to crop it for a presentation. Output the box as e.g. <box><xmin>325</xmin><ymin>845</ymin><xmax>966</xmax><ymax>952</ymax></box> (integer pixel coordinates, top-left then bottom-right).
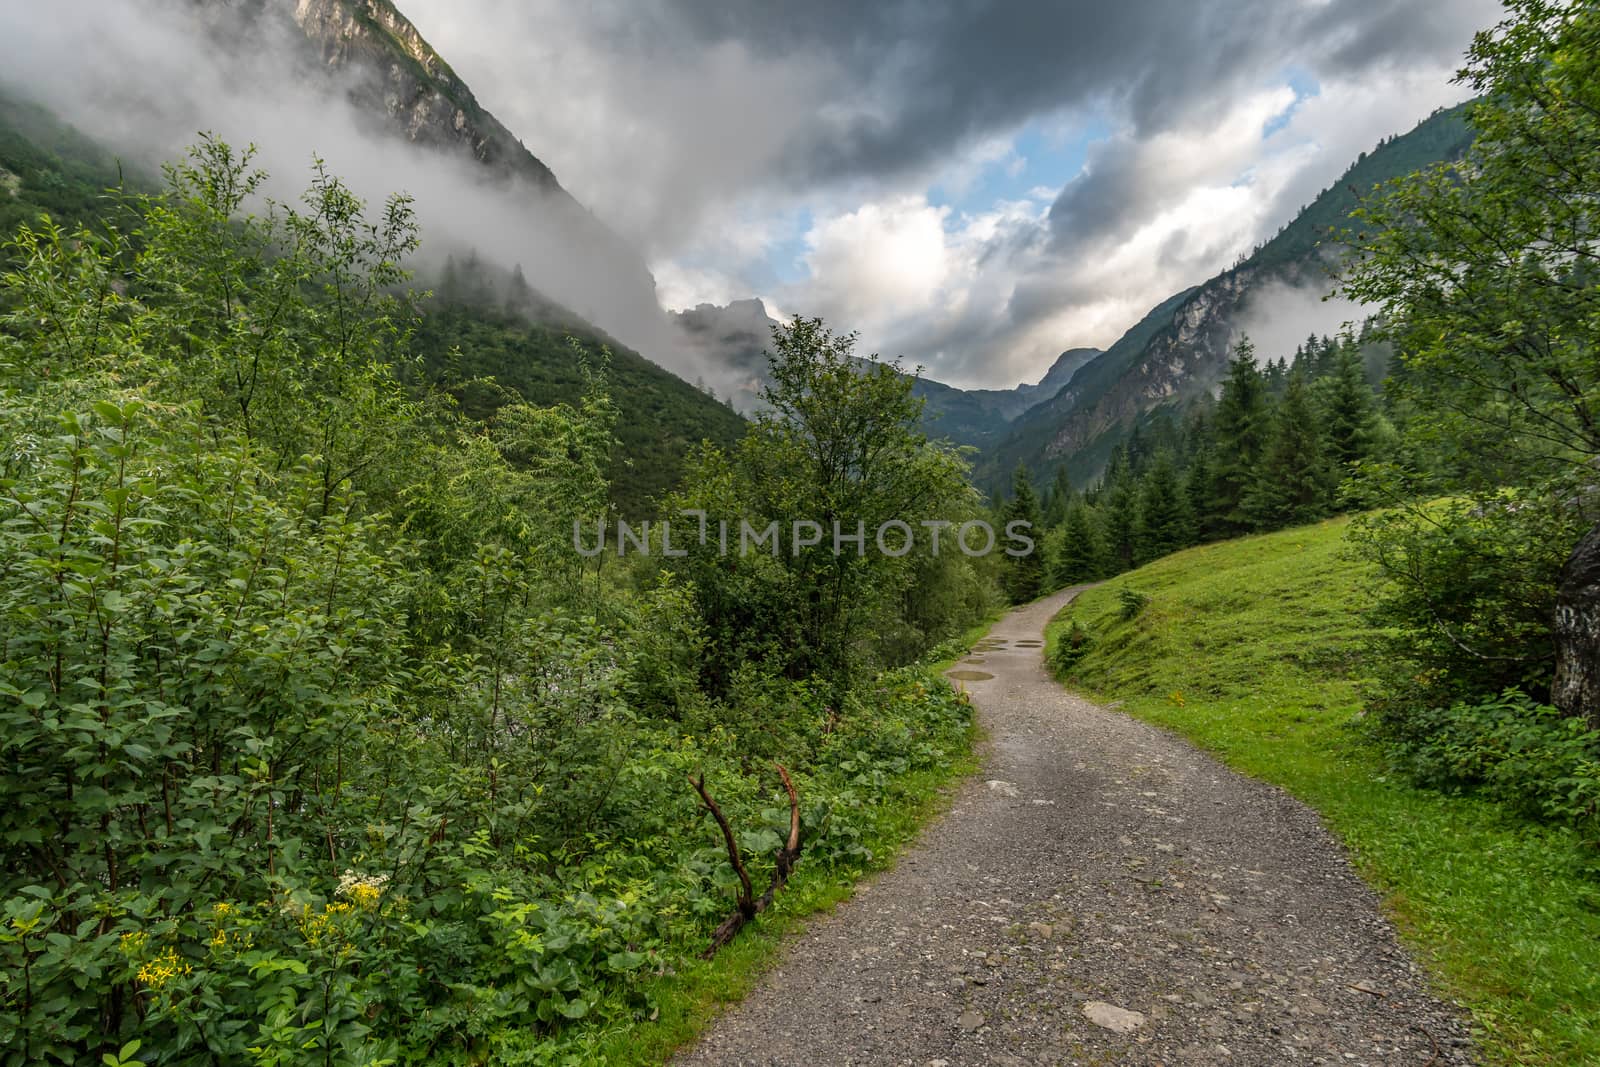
<box><xmin>948</xmin><ymin>670</ymin><xmax>995</xmax><ymax>681</ymax></box>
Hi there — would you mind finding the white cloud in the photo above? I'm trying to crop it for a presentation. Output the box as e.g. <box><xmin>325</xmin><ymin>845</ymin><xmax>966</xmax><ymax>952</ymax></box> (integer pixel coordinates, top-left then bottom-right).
<box><xmin>757</xmin><ymin>66</ymin><xmax>1475</xmax><ymax>388</ymax></box>
<box><xmin>400</xmin><ymin>1</ymin><xmax>836</xmax><ymax>258</ymax></box>
<box><xmin>796</xmin><ymin>197</ymin><xmax>953</xmax><ymax>326</ymax></box>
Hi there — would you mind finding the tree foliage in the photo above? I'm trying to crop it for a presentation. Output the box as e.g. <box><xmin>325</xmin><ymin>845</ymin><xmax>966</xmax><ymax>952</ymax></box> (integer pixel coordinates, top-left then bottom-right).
<box><xmin>1341</xmin><ymin>0</ymin><xmax>1600</xmax><ymax>729</ymax></box>
<box><xmin>0</xmin><ymin>142</ymin><xmax>994</xmax><ymax>1064</ymax></box>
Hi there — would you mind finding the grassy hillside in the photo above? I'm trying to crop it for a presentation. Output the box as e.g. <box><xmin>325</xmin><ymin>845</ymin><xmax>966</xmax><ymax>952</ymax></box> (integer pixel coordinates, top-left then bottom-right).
<box><xmin>1045</xmin><ymin>517</ymin><xmax>1600</xmax><ymax>1065</ymax></box>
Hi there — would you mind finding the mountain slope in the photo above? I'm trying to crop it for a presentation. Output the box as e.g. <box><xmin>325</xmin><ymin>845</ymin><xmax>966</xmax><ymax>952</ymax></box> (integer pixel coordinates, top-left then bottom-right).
<box><xmin>262</xmin><ymin>0</ymin><xmax>662</xmax><ymax>319</ymax></box>
<box><xmin>911</xmin><ymin>346</ymin><xmax>1101</xmax><ymax>450</ymax></box>
<box><xmin>415</xmin><ymin>304</ymin><xmax>746</xmax><ymax>512</ymax></box>
<box><xmin>0</xmin><ymin>82</ymin><xmax>742</xmax><ymax>515</ymax></box>
<box><xmin>987</xmin><ymin>102</ymin><xmax>1476</xmax><ymax>490</ymax></box>
<box><xmin>669</xmin><ymin>299</ymin><xmax>1101</xmax><ymax>450</ymax></box>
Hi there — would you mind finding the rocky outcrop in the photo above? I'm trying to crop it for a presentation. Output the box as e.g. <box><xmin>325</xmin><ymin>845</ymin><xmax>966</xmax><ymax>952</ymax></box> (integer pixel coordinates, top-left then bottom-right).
<box><xmin>1042</xmin><ymin>261</ymin><xmax>1300</xmax><ymax>460</ymax></box>
<box><xmin>288</xmin><ymin>0</ymin><xmax>559</xmax><ymax>191</ymax></box>
<box><xmin>670</xmin><ymin>298</ymin><xmax>779</xmax><ymax>409</ymax></box>
<box><xmin>195</xmin><ymin>0</ymin><xmax>658</xmax><ymax>316</ymax></box>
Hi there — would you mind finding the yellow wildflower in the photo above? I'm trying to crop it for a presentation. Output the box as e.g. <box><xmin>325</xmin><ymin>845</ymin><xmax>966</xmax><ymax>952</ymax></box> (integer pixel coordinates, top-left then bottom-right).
<box><xmin>348</xmin><ymin>883</ymin><xmax>381</xmax><ymax>910</ymax></box>
<box><xmin>136</xmin><ymin>947</ymin><xmax>191</xmax><ymax>989</ymax></box>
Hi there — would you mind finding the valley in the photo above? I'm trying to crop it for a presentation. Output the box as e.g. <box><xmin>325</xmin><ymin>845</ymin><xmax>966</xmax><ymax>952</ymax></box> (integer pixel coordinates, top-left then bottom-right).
<box><xmin>2</xmin><ymin>2</ymin><xmax>1597</xmax><ymax>1065</ymax></box>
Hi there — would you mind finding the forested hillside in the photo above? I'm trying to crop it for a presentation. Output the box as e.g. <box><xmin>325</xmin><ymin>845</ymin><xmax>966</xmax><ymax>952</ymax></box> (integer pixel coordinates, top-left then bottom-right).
<box><xmin>983</xmin><ymin>101</ymin><xmax>1476</xmax><ymax>494</ymax></box>
<box><xmin>0</xmin><ymin>91</ymin><xmax>745</xmax><ymax>514</ymax></box>
<box><xmin>0</xmin><ymin>142</ymin><xmax>998</xmax><ymax>1064</ymax></box>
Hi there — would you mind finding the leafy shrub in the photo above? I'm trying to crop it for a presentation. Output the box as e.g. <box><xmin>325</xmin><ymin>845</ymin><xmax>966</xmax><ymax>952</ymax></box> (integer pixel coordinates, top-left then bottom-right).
<box><xmin>1348</xmin><ymin>489</ymin><xmax>1584</xmax><ymax>734</ymax></box>
<box><xmin>0</xmin><ymin>139</ymin><xmax>985</xmax><ymax>1065</ymax></box>
<box><xmin>1049</xmin><ymin>620</ymin><xmax>1093</xmax><ymax>673</ymax></box>
<box><xmin>1383</xmin><ymin>690</ymin><xmax>1600</xmax><ymax>838</ymax></box>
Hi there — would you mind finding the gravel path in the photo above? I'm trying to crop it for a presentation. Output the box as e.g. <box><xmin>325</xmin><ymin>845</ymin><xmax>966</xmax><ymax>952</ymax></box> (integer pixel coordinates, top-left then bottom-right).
<box><xmin>675</xmin><ymin>586</ymin><xmax>1473</xmax><ymax>1066</ymax></box>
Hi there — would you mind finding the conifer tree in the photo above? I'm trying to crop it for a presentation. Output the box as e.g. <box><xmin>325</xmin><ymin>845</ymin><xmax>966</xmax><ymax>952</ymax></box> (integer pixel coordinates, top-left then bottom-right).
<box><xmin>1135</xmin><ymin>451</ymin><xmax>1194</xmax><ymax>563</ymax></box>
<box><xmin>1319</xmin><ymin>342</ymin><xmax>1376</xmax><ymax>470</ymax></box>
<box><xmin>1044</xmin><ymin>465</ymin><xmax>1072</xmax><ymax>526</ymax></box>
<box><xmin>1185</xmin><ymin>443</ymin><xmax>1215</xmax><ymax>538</ymax></box>
<box><xmin>1207</xmin><ymin>338</ymin><xmax>1270</xmax><ymax>534</ymax></box>
<box><xmin>1052</xmin><ymin>500</ymin><xmax>1106</xmax><ymax>586</ymax></box>
<box><xmin>1001</xmin><ymin>463</ymin><xmax>1046</xmax><ymax>603</ymax></box>
<box><xmin>1101</xmin><ymin>474</ymin><xmax>1138</xmax><ymax>573</ymax></box>
<box><xmin>505</xmin><ymin>262</ymin><xmax>535</xmax><ymax>315</ymax></box>
<box><xmin>1248</xmin><ymin>371</ymin><xmax>1334</xmax><ymax>529</ymax></box>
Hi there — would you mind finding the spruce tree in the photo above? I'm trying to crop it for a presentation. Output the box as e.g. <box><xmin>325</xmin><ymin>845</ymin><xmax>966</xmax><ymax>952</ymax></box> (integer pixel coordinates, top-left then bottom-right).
<box><xmin>1044</xmin><ymin>465</ymin><xmax>1072</xmax><ymax>526</ymax></box>
<box><xmin>1185</xmin><ymin>444</ymin><xmax>1215</xmax><ymax>538</ymax></box>
<box><xmin>1247</xmin><ymin>371</ymin><xmax>1334</xmax><ymax>529</ymax></box>
<box><xmin>1207</xmin><ymin>338</ymin><xmax>1270</xmax><ymax>534</ymax></box>
<box><xmin>1101</xmin><ymin>475</ymin><xmax>1138</xmax><ymax>574</ymax></box>
<box><xmin>505</xmin><ymin>263</ymin><xmax>535</xmax><ymax>315</ymax></box>
<box><xmin>1135</xmin><ymin>451</ymin><xmax>1194</xmax><ymax>563</ymax></box>
<box><xmin>1052</xmin><ymin>500</ymin><xmax>1105</xmax><ymax>586</ymax></box>
<box><xmin>1001</xmin><ymin>464</ymin><xmax>1045</xmax><ymax>602</ymax></box>
<box><xmin>1263</xmin><ymin>356</ymin><xmax>1288</xmax><ymax>396</ymax></box>
<box><xmin>1125</xmin><ymin>424</ymin><xmax>1151</xmax><ymax>476</ymax></box>
<box><xmin>1320</xmin><ymin>342</ymin><xmax>1376</xmax><ymax>470</ymax></box>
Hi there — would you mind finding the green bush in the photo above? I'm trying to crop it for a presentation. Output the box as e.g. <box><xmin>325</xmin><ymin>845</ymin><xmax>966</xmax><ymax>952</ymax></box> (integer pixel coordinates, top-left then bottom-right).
<box><xmin>1348</xmin><ymin>489</ymin><xmax>1584</xmax><ymax>732</ymax></box>
<box><xmin>1048</xmin><ymin>620</ymin><xmax>1093</xmax><ymax>673</ymax></box>
<box><xmin>1117</xmin><ymin>587</ymin><xmax>1150</xmax><ymax>621</ymax></box>
<box><xmin>1385</xmin><ymin>691</ymin><xmax>1600</xmax><ymax>838</ymax></box>
<box><xmin>0</xmin><ymin>139</ymin><xmax>985</xmax><ymax>1064</ymax></box>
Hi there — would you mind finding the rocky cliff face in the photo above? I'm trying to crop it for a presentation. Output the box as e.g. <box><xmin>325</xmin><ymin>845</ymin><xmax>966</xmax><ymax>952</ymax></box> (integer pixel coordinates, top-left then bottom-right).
<box><xmin>288</xmin><ymin>0</ymin><xmax>560</xmax><ymax>191</ymax></box>
<box><xmin>196</xmin><ymin>0</ymin><xmax>660</xmax><ymax>325</ymax></box>
<box><xmin>670</xmin><ymin>298</ymin><xmax>778</xmax><ymax>409</ymax></box>
<box><xmin>1040</xmin><ymin>260</ymin><xmax>1315</xmax><ymax>459</ymax></box>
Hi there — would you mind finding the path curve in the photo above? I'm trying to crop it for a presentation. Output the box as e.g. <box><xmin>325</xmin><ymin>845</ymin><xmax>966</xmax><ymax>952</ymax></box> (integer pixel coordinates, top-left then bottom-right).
<box><xmin>676</xmin><ymin>587</ymin><xmax>1472</xmax><ymax>1066</ymax></box>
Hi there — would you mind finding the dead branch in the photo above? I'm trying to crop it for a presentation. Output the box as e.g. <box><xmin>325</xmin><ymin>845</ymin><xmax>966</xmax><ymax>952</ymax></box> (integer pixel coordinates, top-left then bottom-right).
<box><xmin>694</xmin><ymin>763</ymin><xmax>803</xmax><ymax>959</ymax></box>
<box><xmin>690</xmin><ymin>773</ymin><xmax>754</xmax><ymax>912</ymax></box>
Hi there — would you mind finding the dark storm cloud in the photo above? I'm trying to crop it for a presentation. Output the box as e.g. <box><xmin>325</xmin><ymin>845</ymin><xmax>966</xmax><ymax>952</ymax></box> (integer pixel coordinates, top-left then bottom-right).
<box><xmin>616</xmin><ymin>0</ymin><xmax>1493</xmax><ymax>187</ymax></box>
<box><xmin>397</xmin><ymin>0</ymin><xmax>1501</xmax><ymax>386</ymax></box>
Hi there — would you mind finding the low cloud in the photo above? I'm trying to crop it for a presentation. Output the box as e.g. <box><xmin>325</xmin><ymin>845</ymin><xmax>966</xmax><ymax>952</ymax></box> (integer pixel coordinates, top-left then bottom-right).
<box><xmin>400</xmin><ymin>0</ymin><xmax>1496</xmax><ymax>388</ymax></box>
<box><xmin>1234</xmin><ymin>280</ymin><xmax>1365</xmax><ymax>364</ymax></box>
<box><xmin>0</xmin><ymin>0</ymin><xmax>725</xmax><ymax>387</ymax></box>
<box><xmin>1</xmin><ymin>0</ymin><xmax>1503</xmax><ymax>392</ymax></box>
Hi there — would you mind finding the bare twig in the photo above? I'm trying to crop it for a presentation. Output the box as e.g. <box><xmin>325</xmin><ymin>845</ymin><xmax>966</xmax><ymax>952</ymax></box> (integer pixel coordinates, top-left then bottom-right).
<box><xmin>1412</xmin><ymin>1023</ymin><xmax>1443</xmax><ymax>1067</ymax></box>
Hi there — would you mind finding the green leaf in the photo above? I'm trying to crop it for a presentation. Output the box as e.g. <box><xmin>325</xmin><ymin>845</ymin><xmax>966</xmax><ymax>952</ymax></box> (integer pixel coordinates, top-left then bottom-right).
<box><xmin>607</xmin><ymin>950</ymin><xmax>645</xmax><ymax>972</ymax></box>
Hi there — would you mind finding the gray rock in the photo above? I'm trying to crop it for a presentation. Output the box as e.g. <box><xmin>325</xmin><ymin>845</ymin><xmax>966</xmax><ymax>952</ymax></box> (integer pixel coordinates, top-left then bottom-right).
<box><xmin>1083</xmin><ymin>1000</ymin><xmax>1147</xmax><ymax>1034</ymax></box>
